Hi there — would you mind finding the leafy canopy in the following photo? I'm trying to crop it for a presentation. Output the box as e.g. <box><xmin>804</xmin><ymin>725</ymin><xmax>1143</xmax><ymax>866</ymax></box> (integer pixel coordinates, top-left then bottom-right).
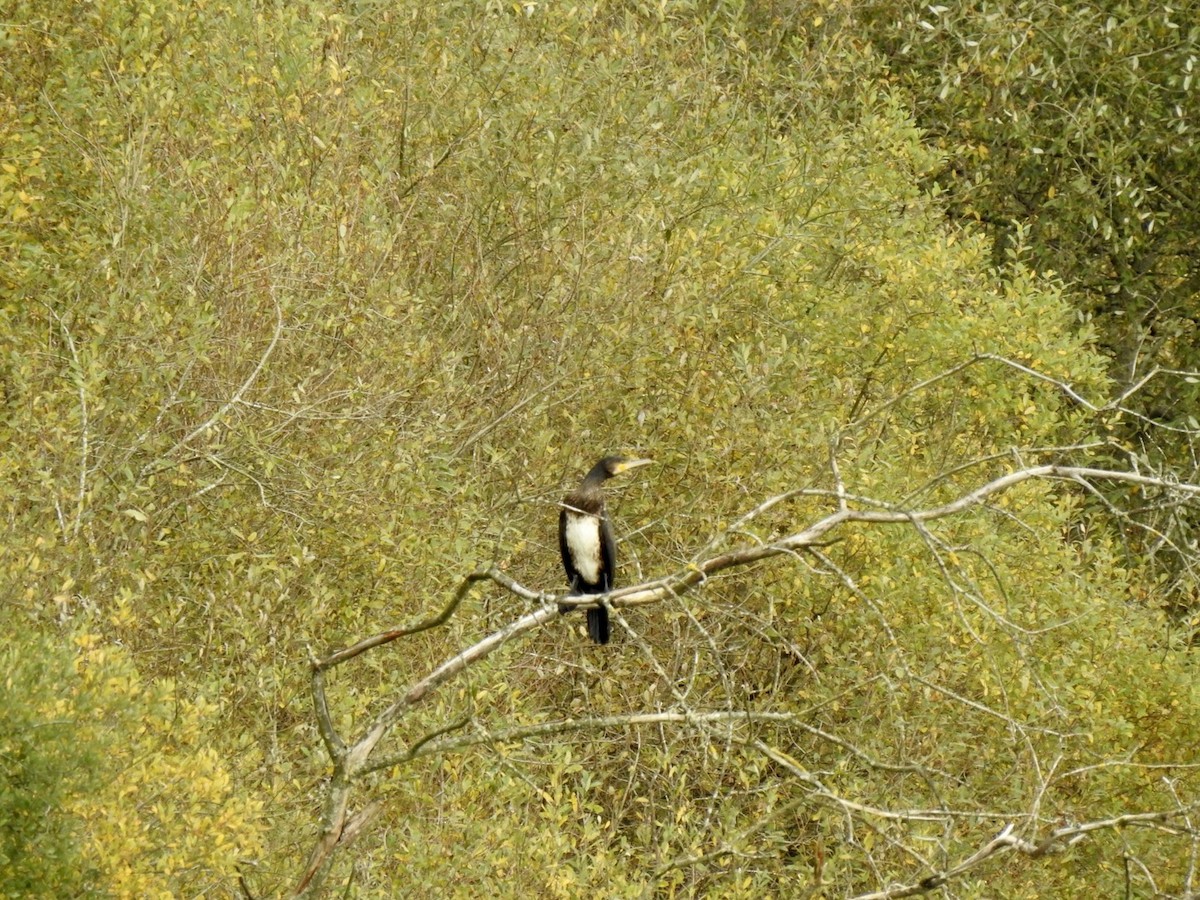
<box><xmin>1</xmin><ymin>0</ymin><xmax>1197</xmax><ymax>897</ymax></box>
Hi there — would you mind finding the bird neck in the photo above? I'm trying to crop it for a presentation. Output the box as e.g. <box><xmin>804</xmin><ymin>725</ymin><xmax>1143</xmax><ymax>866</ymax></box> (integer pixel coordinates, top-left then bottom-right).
<box><xmin>565</xmin><ymin>485</ymin><xmax>605</xmax><ymax>515</ymax></box>
<box><xmin>582</xmin><ymin>459</ymin><xmax>611</xmax><ymax>487</ymax></box>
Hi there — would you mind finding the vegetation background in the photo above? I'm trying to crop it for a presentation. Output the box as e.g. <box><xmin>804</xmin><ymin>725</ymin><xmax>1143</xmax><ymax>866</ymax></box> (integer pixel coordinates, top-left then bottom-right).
<box><xmin>2</xmin><ymin>0</ymin><xmax>1197</xmax><ymax>896</ymax></box>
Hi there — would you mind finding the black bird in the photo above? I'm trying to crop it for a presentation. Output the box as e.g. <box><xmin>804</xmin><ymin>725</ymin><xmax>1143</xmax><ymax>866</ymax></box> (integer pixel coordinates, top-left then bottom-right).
<box><xmin>559</xmin><ymin>455</ymin><xmax>652</xmax><ymax>644</ymax></box>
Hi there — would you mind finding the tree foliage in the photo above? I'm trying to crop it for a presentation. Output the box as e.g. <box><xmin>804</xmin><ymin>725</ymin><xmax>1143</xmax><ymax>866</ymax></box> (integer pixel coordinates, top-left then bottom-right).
<box><xmin>0</xmin><ymin>623</ymin><xmax>263</xmax><ymax>896</ymax></box>
<box><xmin>856</xmin><ymin>0</ymin><xmax>1200</xmax><ymax>603</ymax></box>
<box><xmin>859</xmin><ymin>0</ymin><xmax>1200</xmax><ymax>377</ymax></box>
<box><xmin>0</xmin><ymin>630</ymin><xmax>98</xmax><ymax>897</ymax></box>
<box><xmin>1</xmin><ymin>0</ymin><xmax>1198</xmax><ymax>896</ymax></box>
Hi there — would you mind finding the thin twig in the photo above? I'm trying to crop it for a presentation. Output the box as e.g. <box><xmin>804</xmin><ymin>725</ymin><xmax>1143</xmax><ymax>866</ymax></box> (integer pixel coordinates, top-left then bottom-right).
<box><xmin>141</xmin><ymin>299</ymin><xmax>284</xmax><ymax>479</ymax></box>
<box><xmin>45</xmin><ymin>305</ymin><xmax>89</xmax><ymax>541</ymax></box>
<box><xmin>850</xmin><ymin>805</ymin><xmax>1200</xmax><ymax>900</ymax></box>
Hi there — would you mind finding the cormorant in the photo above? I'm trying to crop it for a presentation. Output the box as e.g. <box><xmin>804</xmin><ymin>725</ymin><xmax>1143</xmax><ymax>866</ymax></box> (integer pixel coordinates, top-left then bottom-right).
<box><xmin>559</xmin><ymin>454</ymin><xmax>652</xmax><ymax>644</ymax></box>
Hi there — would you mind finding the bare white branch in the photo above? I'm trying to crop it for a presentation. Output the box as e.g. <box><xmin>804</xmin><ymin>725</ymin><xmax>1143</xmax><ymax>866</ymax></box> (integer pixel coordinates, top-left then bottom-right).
<box><xmin>294</xmin><ymin>457</ymin><xmax>1200</xmax><ymax>896</ymax></box>
<box><xmin>851</xmin><ymin>806</ymin><xmax>1200</xmax><ymax>900</ymax></box>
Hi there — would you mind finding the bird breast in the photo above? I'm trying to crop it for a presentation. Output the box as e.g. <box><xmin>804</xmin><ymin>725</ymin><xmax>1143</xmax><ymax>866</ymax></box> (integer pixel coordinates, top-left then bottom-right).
<box><xmin>564</xmin><ymin>511</ymin><xmax>603</xmax><ymax>585</ymax></box>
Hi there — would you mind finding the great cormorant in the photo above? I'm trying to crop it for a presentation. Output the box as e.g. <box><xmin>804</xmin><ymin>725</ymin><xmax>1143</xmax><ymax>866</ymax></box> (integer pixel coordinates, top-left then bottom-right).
<box><xmin>559</xmin><ymin>455</ymin><xmax>652</xmax><ymax>644</ymax></box>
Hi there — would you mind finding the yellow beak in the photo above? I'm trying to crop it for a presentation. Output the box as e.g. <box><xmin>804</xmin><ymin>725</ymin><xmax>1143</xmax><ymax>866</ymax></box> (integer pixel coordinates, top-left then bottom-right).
<box><xmin>613</xmin><ymin>458</ymin><xmax>653</xmax><ymax>474</ymax></box>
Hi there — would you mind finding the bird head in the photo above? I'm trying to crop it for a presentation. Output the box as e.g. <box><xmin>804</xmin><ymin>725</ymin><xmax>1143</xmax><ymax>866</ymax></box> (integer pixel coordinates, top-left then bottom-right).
<box><xmin>580</xmin><ymin>454</ymin><xmax>653</xmax><ymax>486</ymax></box>
<box><xmin>605</xmin><ymin>454</ymin><xmax>653</xmax><ymax>476</ymax></box>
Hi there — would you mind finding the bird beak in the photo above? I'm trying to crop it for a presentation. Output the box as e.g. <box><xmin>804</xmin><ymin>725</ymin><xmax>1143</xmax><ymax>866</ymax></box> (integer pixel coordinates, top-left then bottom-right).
<box><xmin>614</xmin><ymin>458</ymin><xmax>653</xmax><ymax>474</ymax></box>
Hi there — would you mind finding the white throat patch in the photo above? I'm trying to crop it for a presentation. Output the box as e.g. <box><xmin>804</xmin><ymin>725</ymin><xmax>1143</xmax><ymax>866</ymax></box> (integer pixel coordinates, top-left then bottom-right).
<box><xmin>564</xmin><ymin>511</ymin><xmax>603</xmax><ymax>585</ymax></box>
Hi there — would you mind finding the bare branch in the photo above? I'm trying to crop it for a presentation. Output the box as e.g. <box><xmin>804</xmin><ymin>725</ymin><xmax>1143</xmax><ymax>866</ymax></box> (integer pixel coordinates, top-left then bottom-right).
<box><xmin>344</xmin><ymin>602</ymin><xmax>562</xmax><ymax>773</ymax></box>
<box><xmin>294</xmin><ymin>460</ymin><xmax>1200</xmax><ymax>893</ymax></box>
<box><xmin>313</xmin><ymin>568</ymin><xmax>517</xmax><ymax>671</ymax></box>
<box><xmin>295</xmin><ymin>774</ymin><xmax>352</xmax><ymax>898</ymax></box>
<box><xmin>849</xmin><ymin>352</ymin><xmax>1200</xmax><ymax>439</ymax></box>
<box><xmin>141</xmin><ymin>299</ymin><xmax>285</xmax><ymax>479</ymax></box>
<box><xmin>851</xmin><ymin>806</ymin><xmax>1200</xmax><ymax>900</ymax></box>
<box><xmin>316</xmin><ymin>459</ymin><xmax>1200</xmax><ymax>767</ymax></box>
<box><xmin>309</xmin><ymin>664</ymin><xmax>344</xmax><ymax>762</ymax></box>
<box><xmin>43</xmin><ymin>304</ymin><xmax>89</xmax><ymax>541</ymax></box>
<box><xmin>607</xmin><ymin>464</ymin><xmax>1198</xmax><ymax>611</ymax></box>
<box><xmin>363</xmin><ymin>710</ymin><xmax>808</xmax><ymax>776</ymax></box>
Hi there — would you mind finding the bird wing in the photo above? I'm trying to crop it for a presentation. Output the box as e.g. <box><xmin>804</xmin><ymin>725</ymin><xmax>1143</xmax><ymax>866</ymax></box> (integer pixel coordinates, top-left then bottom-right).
<box><xmin>559</xmin><ymin>506</ymin><xmax>577</xmax><ymax>591</ymax></box>
<box><xmin>600</xmin><ymin>509</ymin><xmax>617</xmax><ymax>592</ymax></box>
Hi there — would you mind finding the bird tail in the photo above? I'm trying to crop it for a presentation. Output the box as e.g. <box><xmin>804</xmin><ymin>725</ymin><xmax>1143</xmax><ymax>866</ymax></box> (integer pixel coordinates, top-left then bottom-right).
<box><xmin>587</xmin><ymin>605</ymin><xmax>610</xmax><ymax>644</ymax></box>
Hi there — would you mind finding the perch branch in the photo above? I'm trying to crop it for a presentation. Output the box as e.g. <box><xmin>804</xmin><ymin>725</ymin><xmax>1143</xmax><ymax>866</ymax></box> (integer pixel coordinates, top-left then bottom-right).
<box><xmin>295</xmin><ymin>462</ymin><xmax>1199</xmax><ymax>895</ymax></box>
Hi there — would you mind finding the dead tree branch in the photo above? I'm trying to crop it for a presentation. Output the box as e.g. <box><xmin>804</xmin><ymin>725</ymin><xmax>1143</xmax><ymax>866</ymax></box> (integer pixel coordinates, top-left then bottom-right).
<box><xmin>293</xmin><ymin>463</ymin><xmax>1200</xmax><ymax>896</ymax></box>
<box><xmin>851</xmin><ymin>807</ymin><xmax>1200</xmax><ymax>900</ymax></box>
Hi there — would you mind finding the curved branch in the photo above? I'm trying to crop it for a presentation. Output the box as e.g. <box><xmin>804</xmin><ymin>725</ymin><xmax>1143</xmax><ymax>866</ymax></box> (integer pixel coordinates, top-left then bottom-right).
<box><xmin>344</xmin><ymin>602</ymin><xmax>562</xmax><ymax>772</ymax></box>
<box><xmin>314</xmin><ymin>568</ymin><xmax>516</xmax><ymax>672</ymax></box>
<box><xmin>295</xmin><ymin>461</ymin><xmax>1200</xmax><ymax>895</ymax></box>
<box><xmin>608</xmin><ymin>464</ymin><xmax>1198</xmax><ymax>610</ymax></box>
<box><xmin>850</xmin><ymin>806</ymin><xmax>1200</xmax><ymax>900</ymax></box>
<box><xmin>330</xmin><ymin>463</ymin><xmax>1200</xmax><ymax>778</ymax></box>
<box><xmin>363</xmin><ymin>710</ymin><xmax>808</xmax><ymax>776</ymax></box>
<box><xmin>849</xmin><ymin>353</ymin><xmax>1200</xmax><ymax>438</ymax></box>
<box><xmin>310</xmin><ymin>665</ymin><xmax>344</xmax><ymax>761</ymax></box>
<box><xmin>141</xmin><ymin>299</ymin><xmax>285</xmax><ymax>479</ymax></box>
